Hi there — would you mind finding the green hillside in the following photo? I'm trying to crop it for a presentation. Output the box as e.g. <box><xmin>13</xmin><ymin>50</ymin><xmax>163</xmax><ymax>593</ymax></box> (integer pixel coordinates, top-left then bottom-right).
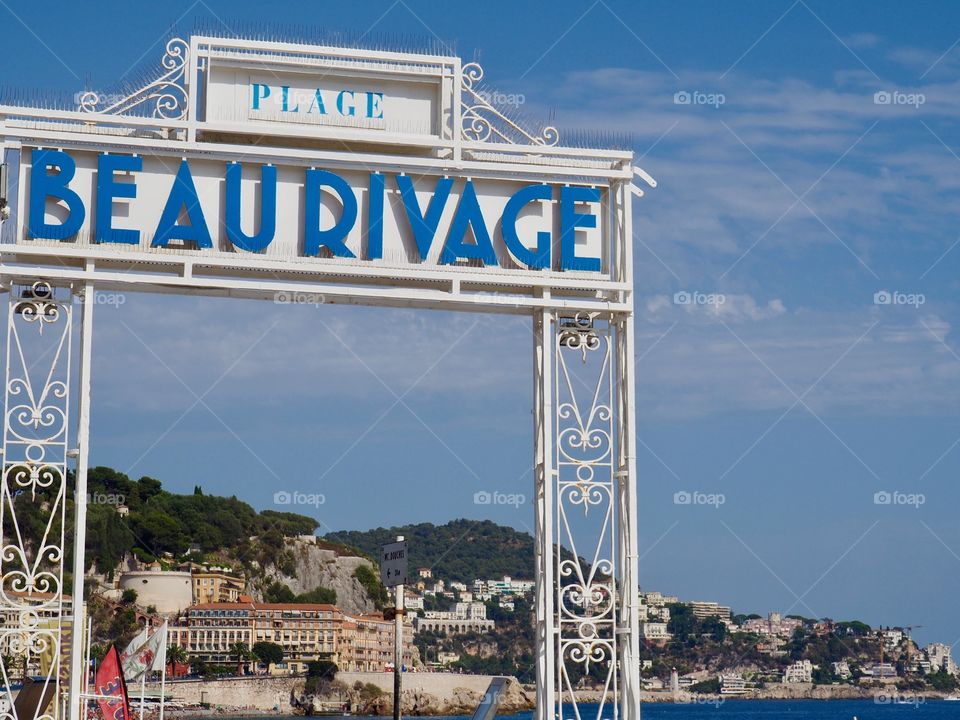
<box><xmin>324</xmin><ymin>519</ymin><xmax>537</xmax><ymax>582</ymax></box>
<box><xmin>81</xmin><ymin>466</ymin><xmax>319</xmax><ymax>573</ymax></box>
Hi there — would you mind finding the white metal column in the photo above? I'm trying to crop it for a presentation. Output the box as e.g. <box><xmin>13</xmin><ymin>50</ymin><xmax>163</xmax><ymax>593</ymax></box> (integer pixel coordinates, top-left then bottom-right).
<box><xmin>616</xmin><ymin>316</ymin><xmax>641</xmax><ymax>720</ymax></box>
<box><xmin>615</xmin><ymin>176</ymin><xmax>641</xmax><ymax>720</ymax></box>
<box><xmin>533</xmin><ymin>309</ymin><xmax>556</xmax><ymax>720</ymax></box>
<box><xmin>67</xmin><ymin>283</ymin><xmax>94</xmax><ymax>720</ymax></box>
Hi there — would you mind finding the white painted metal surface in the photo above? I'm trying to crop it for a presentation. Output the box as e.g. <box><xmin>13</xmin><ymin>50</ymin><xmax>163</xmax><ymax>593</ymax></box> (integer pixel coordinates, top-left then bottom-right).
<box><xmin>0</xmin><ymin>32</ymin><xmax>647</xmax><ymax>720</ymax></box>
<box><xmin>0</xmin><ymin>282</ymin><xmax>73</xmax><ymax>720</ymax></box>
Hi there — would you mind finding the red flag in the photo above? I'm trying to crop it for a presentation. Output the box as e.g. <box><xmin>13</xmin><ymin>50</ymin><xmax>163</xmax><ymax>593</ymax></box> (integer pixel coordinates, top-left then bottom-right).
<box><xmin>95</xmin><ymin>646</ymin><xmax>132</xmax><ymax>720</ymax></box>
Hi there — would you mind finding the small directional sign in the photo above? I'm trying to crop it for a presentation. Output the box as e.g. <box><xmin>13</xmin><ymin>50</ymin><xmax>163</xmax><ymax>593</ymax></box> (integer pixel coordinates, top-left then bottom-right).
<box><xmin>380</xmin><ymin>540</ymin><xmax>408</xmax><ymax>587</ymax></box>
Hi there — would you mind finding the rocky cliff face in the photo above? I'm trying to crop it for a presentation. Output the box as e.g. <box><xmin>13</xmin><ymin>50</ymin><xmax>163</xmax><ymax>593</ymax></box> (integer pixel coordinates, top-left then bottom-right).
<box><xmin>252</xmin><ymin>537</ymin><xmax>378</xmax><ymax>615</ymax></box>
<box><xmin>357</xmin><ymin>678</ymin><xmax>534</xmax><ymax>715</ymax></box>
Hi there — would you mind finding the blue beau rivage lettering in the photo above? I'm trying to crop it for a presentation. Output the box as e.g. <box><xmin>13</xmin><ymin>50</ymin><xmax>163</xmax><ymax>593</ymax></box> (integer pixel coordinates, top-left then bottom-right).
<box><xmin>27</xmin><ymin>150</ymin><xmax>603</xmax><ymax>272</ymax></box>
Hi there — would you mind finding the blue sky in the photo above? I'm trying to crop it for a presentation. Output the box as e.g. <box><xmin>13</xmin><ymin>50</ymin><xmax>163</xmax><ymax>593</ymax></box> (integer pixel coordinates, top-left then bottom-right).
<box><xmin>4</xmin><ymin>0</ymin><xmax>960</xmax><ymax>648</ymax></box>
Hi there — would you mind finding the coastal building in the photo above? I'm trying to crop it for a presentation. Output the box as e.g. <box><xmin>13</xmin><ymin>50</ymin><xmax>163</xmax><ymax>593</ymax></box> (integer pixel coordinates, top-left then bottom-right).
<box><xmin>690</xmin><ymin>601</ymin><xmax>731</xmax><ymax>621</ymax></box>
<box><xmin>756</xmin><ymin>637</ymin><xmax>786</xmax><ymax>656</ymax></box>
<box><xmin>436</xmin><ymin>651</ymin><xmax>460</xmax><ymax>667</ymax></box>
<box><xmin>718</xmin><ymin>674</ymin><xmax>749</xmax><ymax>695</ymax></box>
<box><xmin>118</xmin><ymin>569</ymin><xmax>193</xmax><ymax>614</ymax></box>
<box><xmin>861</xmin><ymin>663</ymin><xmax>897</xmax><ymax>680</ymax></box>
<box><xmin>742</xmin><ymin>613</ymin><xmax>803</xmax><ymax>638</ymax></box>
<box><xmin>640</xmin><ymin>591</ymin><xmax>677</xmax><ymax>606</ymax></box>
<box><xmin>782</xmin><ymin>659</ymin><xmax>813</xmax><ymax>684</ymax></box>
<box><xmin>831</xmin><ymin>661</ymin><xmax>852</xmax><ymax>680</ymax></box>
<box><xmin>190</xmin><ymin>569</ymin><xmax>245</xmax><ymax>604</ymax></box>
<box><xmin>813</xmin><ymin>620</ymin><xmax>833</xmax><ymax>636</ymax></box>
<box><xmin>488</xmin><ymin>576</ymin><xmax>535</xmax><ymax>596</ymax></box>
<box><xmin>925</xmin><ymin>643</ymin><xmax>956</xmax><ymax>674</ymax></box>
<box><xmin>414</xmin><ymin>615</ymin><xmax>494</xmax><ymax>635</ymax></box>
<box><xmin>648</xmin><ymin>605</ymin><xmax>670</xmax><ymax>622</ymax></box>
<box><xmin>472</xmin><ymin>576</ymin><xmax>535</xmax><ymax>598</ymax></box>
<box><xmin>641</xmin><ymin>677</ymin><xmax>665</xmax><ymax>691</ymax></box>
<box><xmin>404</xmin><ymin>592</ymin><xmax>424</xmax><ymax>611</ymax></box>
<box><xmin>169</xmin><ymin>601</ymin><xmax>343</xmax><ymax>673</ymax></box>
<box><xmin>340</xmin><ymin>613</ymin><xmax>415</xmax><ymax>672</ymax></box>
<box><xmin>418</xmin><ymin>568</ymin><xmax>432</xmax><ymax>579</ymax></box>
<box><xmin>422</xmin><ymin>602</ymin><xmax>488</xmax><ymax>622</ymax></box>
<box><xmin>881</xmin><ymin>629</ymin><xmax>903</xmax><ymax>650</ymax></box>
<box><xmin>640</xmin><ymin>622</ymin><xmax>671</xmax><ymax>644</ymax></box>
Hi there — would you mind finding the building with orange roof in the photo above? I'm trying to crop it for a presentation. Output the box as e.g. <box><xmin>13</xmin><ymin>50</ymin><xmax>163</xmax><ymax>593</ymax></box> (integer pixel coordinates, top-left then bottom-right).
<box><xmin>168</xmin><ymin>601</ymin><xmax>343</xmax><ymax>674</ymax></box>
<box><xmin>339</xmin><ymin>613</ymin><xmax>415</xmax><ymax>672</ymax></box>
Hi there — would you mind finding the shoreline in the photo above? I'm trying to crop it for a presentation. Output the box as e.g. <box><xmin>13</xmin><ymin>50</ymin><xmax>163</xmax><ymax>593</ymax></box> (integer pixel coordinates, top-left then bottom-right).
<box><xmin>145</xmin><ymin>672</ymin><xmax>956</xmax><ymax>717</ymax></box>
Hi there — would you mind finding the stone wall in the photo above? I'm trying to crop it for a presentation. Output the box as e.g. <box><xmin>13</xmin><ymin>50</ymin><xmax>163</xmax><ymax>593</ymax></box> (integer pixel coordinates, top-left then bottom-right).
<box><xmin>147</xmin><ymin>672</ymin><xmax>534</xmax><ymax>715</ymax></box>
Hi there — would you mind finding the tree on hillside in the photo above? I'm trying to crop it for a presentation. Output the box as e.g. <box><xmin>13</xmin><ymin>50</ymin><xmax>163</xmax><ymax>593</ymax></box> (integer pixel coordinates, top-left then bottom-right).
<box><xmin>353</xmin><ymin>565</ymin><xmax>388</xmax><ymax>609</ymax></box>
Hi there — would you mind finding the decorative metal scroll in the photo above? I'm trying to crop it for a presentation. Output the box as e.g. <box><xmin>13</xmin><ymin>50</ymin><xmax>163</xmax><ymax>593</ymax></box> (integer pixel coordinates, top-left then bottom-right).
<box><xmin>461</xmin><ymin>62</ymin><xmax>559</xmax><ymax>146</ymax></box>
<box><xmin>78</xmin><ymin>37</ymin><xmax>189</xmax><ymax>120</ymax></box>
<box><xmin>554</xmin><ymin>312</ymin><xmax>616</xmax><ymax>720</ymax></box>
<box><xmin>0</xmin><ymin>282</ymin><xmax>73</xmax><ymax>720</ymax></box>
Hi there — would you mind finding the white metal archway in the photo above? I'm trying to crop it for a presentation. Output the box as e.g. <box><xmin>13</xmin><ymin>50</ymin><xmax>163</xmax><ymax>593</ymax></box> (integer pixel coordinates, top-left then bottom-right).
<box><xmin>0</xmin><ymin>32</ymin><xmax>650</xmax><ymax>720</ymax></box>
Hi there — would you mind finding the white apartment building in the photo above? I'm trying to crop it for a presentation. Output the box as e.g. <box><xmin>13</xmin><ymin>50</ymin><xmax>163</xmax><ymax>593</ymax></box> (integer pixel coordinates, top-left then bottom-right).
<box><xmin>640</xmin><ymin>622</ymin><xmax>671</xmax><ymax>643</ymax></box>
<box><xmin>783</xmin><ymin>659</ymin><xmax>813</xmax><ymax>683</ymax></box>
<box><xmin>690</xmin><ymin>601</ymin><xmax>731</xmax><ymax>621</ymax></box>
<box><xmin>489</xmin><ymin>576</ymin><xmax>535</xmax><ymax>595</ymax></box>
<box><xmin>719</xmin><ymin>674</ymin><xmax>748</xmax><ymax>695</ymax></box>
<box><xmin>648</xmin><ymin>605</ymin><xmax>670</xmax><ymax>622</ymax></box>
<box><xmin>831</xmin><ymin>661</ymin><xmax>852</xmax><ymax>680</ymax></box>
<box><xmin>882</xmin><ymin>629</ymin><xmax>903</xmax><ymax>649</ymax></box>
<box><xmin>640</xmin><ymin>591</ymin><xmax>677</xmax><ymax>607</ymax></box>
<box><xmin>926</xmin><ymin>643</ymin><xmax>957</xmax><ymax>673</ymax></box>
<box><xmin>404</xmin><ymin>592</ymin><xmax>424</xmax><ymax>611</ymax></box>
<box><xmin>455</xmin><ymin>602</ymin><xmax>487</xmax><ymax>620</ymax></box>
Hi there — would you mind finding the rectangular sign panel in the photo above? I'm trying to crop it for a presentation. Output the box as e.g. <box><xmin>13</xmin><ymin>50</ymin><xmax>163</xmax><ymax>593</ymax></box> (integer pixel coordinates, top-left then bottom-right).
<box><xmin>380</xmin><ymin>541</ymin><xmax>408</xmax><ymax>587</ymax></box>
<box><xmin>13</xmin><ymin>146</ymin><xmax>608</xmax><ymax>276</ymax></box>
<box><xmin>205</xmin><ymin>62</ymin><xmax>444</xmax><ymax>137</ymax></box>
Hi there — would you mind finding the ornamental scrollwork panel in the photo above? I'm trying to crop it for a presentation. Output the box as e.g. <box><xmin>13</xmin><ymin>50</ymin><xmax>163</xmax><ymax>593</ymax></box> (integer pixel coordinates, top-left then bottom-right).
<box><xmin>554</xmin><ymin>313</ymin><xmax>617</xmax><ymax>720</ymax></box>
<box><xmin>0</xmin><ymin>282</ymin><xmax>73</xmax><ymax>720</ymax></box>
<box><xmin>78</xmin><ymin>37</ymin><xmax>189</xmax><ymax>120</ymax></box>
<box><xmin>461</xmin><ymin>62</ymin><xmax>559</xmax><ymax>146</ymax></box>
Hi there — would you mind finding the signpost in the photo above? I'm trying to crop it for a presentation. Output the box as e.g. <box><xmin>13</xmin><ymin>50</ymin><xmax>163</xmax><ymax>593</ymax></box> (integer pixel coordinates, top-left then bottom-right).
<box><xmin>380</xmin><ymin>540</ymin><xmax>409</xmax><ymax>587</ymax></box>
<box><xmin>381</xmin><ymin>538</ymin><xmax>407</xmax><ymax>720</ymax></box>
